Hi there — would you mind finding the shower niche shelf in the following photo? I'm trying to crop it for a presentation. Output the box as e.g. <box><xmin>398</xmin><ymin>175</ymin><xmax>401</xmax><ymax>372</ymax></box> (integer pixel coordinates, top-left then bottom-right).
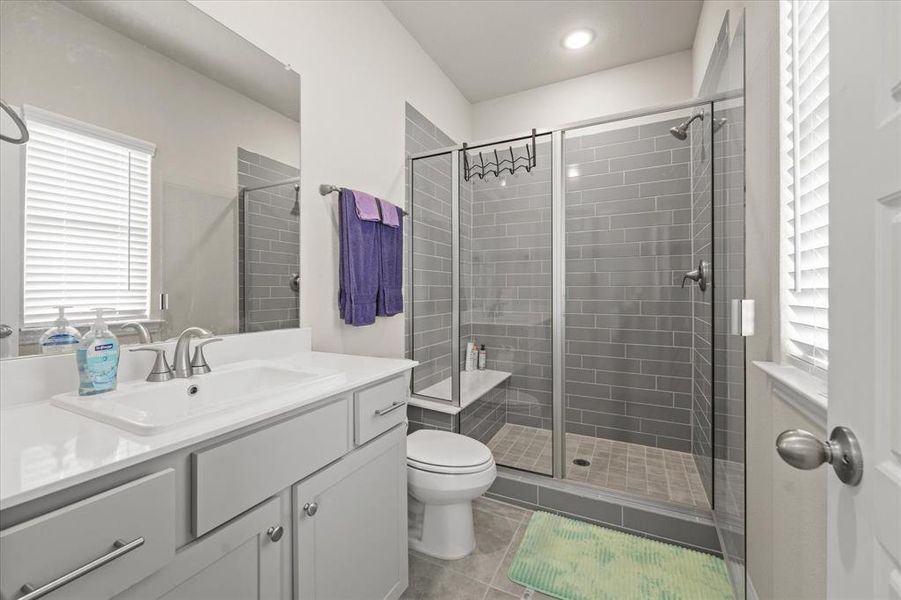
<box><xmin>411</xmin><ymin>369</ymin><xmax>512</xmax><ymax>412</ymax></box>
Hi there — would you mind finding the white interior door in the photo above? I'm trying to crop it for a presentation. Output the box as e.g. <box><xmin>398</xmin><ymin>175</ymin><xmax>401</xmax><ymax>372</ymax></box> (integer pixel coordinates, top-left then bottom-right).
<box><xmin>828</xmin><ymin>1</ymin><xmax>901</xmax><ymax>598</ymax></box>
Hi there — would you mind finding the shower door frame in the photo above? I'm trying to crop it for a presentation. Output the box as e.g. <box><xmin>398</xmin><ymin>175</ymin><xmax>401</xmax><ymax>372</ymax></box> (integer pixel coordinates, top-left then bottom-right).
<box><xmin>409</xmin><ymin>93</ymin><xmax>736</xmax><ymax>483</ymax></box>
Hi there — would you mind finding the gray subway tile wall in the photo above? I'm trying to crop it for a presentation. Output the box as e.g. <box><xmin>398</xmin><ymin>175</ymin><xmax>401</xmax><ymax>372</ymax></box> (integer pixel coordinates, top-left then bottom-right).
<box><xmin>237</xmin><ymin>148</ymin><xmax>300</xmax><ymax>332</ymax></box>
<box><xmin>467</xmin><ymin>140</ymin><xmax>554</xmax><ymax>436</ymax></box>
<box><xmin>563</xmin><ymin>117</ymin><xmax>696</xmax><ymax>453</ymax></box>
<box><xmin>406</xmin><ymin>104</ymin><xmax>456</xmax><ymax>396</ymax></box>
<box><xmin>404</xmin><ymin>103</ymin><xmax>469</xmax><ymax>433</ymax></box>
<box><xmin>689</xmin><ymin>110</ymin><xmax>714</xmax><ymax>502</ymax></box>
<box><xmin>459</xmin><ymin>385</ymin><xmax>506</xmax><ymax>444</ymax></box>
<box><xmin>406</xmin><ymin>404</ymin><xmax>457</xmax><ymax>435</ymax></box>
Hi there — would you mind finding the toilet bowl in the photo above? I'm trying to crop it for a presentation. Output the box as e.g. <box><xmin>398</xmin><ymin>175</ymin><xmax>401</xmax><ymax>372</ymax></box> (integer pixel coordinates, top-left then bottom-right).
<box><xmin>406</xmin><ymin>429</ymin><xmax>497</xmax><ymax>560</ymax></box>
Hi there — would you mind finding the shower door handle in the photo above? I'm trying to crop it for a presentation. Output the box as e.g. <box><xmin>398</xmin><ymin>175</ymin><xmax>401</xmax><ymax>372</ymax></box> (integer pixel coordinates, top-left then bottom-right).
<box><xmin>681</xmin><ymin>260</ymin><xmax>710</xmax><ymax>292</ymax></box>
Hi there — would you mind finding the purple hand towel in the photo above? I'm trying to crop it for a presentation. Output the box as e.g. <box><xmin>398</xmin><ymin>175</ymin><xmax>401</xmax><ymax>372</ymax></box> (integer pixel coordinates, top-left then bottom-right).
<box><xmin>376</xmin><ymin>203</ymin><xmax>404</xmax><ymax>316</ymax></box>
<box><xmin>378</xmin><ymin>198</ymin><xmax>400</xmax><ymax>228</ymax></box>
<box><xmin>352</xmin><ymin>190</ymin><xmax>381</xmax><ymax>222</ymax></box>
<box><xmin>338</xmin><ymin>188</ymin><xmax>379</xmax><ymax>326</ymax></box>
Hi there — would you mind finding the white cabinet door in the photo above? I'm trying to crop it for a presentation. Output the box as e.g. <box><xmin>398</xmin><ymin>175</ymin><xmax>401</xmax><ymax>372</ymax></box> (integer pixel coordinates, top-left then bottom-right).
<box><xmin>828</xmin><ymin>1</ymin><xmax>901</xmax><ymax>598</ymax></box>
<box><xmin>294</xmin><ymin>426</ymin><xmax>407</xmax><ymax>600</ymax></box>
<box><xmin>117</xmin><ymin>496</ymin><xmax>284</xmax><ymax>600</ymax></box>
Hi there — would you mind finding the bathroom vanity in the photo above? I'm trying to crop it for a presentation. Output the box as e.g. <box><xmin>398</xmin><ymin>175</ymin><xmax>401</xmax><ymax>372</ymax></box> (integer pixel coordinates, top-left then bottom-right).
<box><xmin>0</xmin><ymin>329</ymin><xmax>414</xmax><ymax>600</ymax></box>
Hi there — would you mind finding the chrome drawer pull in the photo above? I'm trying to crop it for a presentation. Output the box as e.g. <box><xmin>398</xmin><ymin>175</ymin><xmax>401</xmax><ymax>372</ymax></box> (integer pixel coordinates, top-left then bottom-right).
<box><xmin>374</xmin><ymin>401</ymin><xmax>405</xmax><ymax>416</ymax></box>
<box><xmin>18</xmin><ymin>537</ymin><xmax>144</xmax><ymax>600</ymax></box>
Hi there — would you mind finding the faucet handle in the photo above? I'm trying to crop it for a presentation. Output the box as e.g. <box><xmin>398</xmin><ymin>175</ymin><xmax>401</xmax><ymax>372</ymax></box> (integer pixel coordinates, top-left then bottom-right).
<box><xmin>129</xmin><ymin>346</ymin><xmax>174</xmax><ymax>382</ymax></box>
<box><xmin>191</xmin><ymin>338</ymin><xmax>223</xmax><ymax>375</ymax></box>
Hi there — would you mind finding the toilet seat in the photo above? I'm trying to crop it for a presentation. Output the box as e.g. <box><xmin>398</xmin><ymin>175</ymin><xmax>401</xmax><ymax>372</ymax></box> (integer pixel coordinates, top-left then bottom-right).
<box><xmin>406</xmin><ymin>457</ymin><xmax>494</xmax><ymax>475</ymax></box>
<box><xmin>406</xmin><ymin>430</ymin><xmax>494</xmax><ymax>475</ymax></box>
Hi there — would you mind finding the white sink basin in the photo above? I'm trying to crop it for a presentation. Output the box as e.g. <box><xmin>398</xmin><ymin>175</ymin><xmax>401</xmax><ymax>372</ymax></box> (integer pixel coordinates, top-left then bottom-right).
<box><xmin>51</xmin><ymin>360</ymin><xmax>343</xmax><ymax>435</ymax></box>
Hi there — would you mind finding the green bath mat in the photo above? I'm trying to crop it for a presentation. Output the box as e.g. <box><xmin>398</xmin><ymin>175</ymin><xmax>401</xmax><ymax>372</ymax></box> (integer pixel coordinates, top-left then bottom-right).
<box><xmin>508</xmin><ymin>512</ymin><xmax>733</xmax><ymax>600</ymax></box>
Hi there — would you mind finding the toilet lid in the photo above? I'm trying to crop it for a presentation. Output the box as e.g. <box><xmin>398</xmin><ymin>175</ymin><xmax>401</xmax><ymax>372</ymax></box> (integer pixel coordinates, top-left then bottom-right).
<box><xmin>407</xmin><ymin>430</ymin><xmax>493</xmax><ymax>471</ymax></box>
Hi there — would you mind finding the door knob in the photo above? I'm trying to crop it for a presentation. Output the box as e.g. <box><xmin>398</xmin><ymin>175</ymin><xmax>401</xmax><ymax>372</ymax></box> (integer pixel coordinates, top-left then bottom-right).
<box><xmin>303</xmin><ymin>502</ymin><xmax>318</xmax><ymax>517</ymax></box>
<box><xmin>0</xmin><ymin>324</ymin><xmax>12</xmax><ymax>338</ymax></box>
<box><xmin>681</xmin><ymin>260</ymin><xmax>710</xmax><ymax>292</ymax></box>
<box><xmin>776</xmin><ymin>426</ymin><xmax>863</xmax><ymax>486</ymax></box>
<box><xmin>267</xmin><ymin>525</ymin><xmax>284</xmax><ymax>542</ymax></box>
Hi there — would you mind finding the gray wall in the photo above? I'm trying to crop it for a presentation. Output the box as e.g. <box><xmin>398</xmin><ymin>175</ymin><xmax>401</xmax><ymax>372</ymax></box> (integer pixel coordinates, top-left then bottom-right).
<box><xmin>406</xmin><ymin>104</ymin><xmax>456</xmax><ymax>395</ymax></box>
<box><xmin>689</xmin><ymin>112</ymin><xmax>714</xmax><ymax>498</ymax></box>
<box><xmin>459</xmin><ymin>386</ymin><xmax>506</xmax><ymax>444</ymax></box>
<box><xmin>405</xmin><ymin>103</ymin><xmax>462</xmax><ymax>434</ymax></box>
<box><xmin>467</xmin><ymin>141</ymin><xmax>554</xmax><ymax>437</ymax></box>
<box><xmin>563</xmin><ymin>117</ymin><xmax>695</xmax><ymax>453</ymax></box>
<box><xmin>238</xmin><ymin>147</ymin><xmax>300</xmax><ymax>332</ymax></box>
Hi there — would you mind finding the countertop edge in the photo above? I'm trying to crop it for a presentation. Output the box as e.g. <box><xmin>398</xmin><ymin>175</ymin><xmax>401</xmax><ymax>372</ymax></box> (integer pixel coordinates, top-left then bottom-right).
<box><xmin>0</xmin><ymin>355</ymin><xmax>416</xmax><ymax>511</ymax></box>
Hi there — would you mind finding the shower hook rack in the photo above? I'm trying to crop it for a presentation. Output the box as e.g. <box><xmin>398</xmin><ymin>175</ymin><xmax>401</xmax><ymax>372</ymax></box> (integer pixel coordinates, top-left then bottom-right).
<box><xmin>462</xmin><ymin>129</ymin><xmax>536</xmax><ymax>182</ymax></box>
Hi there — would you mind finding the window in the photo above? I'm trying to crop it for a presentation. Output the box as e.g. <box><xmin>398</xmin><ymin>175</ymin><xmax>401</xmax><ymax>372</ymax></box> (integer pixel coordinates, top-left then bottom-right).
<box><xmin>779</xmin><ymin>0</ymin><xmax>829</xmax><ymax>374</ymax></box>
<box><xmin>23</xmin><ymin>107</ymin><xmax>154</xmax><ymax>326</ymax></box>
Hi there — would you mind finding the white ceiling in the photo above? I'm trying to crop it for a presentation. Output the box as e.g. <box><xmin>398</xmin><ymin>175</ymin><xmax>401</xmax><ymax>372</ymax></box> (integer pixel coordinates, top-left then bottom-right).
<box><xmin>60</xmin><ymin>0</ymin><xmax>300</xmax><ymax>122</ymax></box>
<box><xmin>384</xmin><ymin>0</ymin><xmax>703</xmax><ymax>103</ymax></box>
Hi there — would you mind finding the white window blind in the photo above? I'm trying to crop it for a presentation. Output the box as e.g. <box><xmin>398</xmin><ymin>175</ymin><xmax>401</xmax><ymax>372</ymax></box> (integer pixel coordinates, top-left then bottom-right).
<box><xmin>23</xmin><ymin>108</ymin><xmax>154</xmax><ymax>326</ymax></box>
<box><xmin>779</xmin><ymin>0</ymin><xmax>829</xmax><ymax>373</ymax></box>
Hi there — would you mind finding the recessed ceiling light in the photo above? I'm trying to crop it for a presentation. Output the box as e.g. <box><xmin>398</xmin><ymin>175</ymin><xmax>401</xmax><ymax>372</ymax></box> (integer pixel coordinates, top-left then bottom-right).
<box><xmin>563</xmin><ymin>29</ymin><xmax>594</xmax><ymax>50</ymax></box>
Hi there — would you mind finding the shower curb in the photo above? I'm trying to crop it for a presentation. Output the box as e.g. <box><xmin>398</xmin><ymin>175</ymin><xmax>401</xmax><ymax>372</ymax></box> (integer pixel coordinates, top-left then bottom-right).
<box><xmin>486</xmin><ymin>466</ymin><xmax>722</xmax><ymax>556</ymax></box>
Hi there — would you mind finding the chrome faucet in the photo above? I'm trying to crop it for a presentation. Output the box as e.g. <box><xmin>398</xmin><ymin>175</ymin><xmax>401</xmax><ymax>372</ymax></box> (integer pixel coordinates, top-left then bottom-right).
<box><xmin>120</xmin><ymin>321</ymin><xmax>152</xmax><ymax>344</ymax></box>
<box><xmin>172</xmin><ymin>327</ymin><xmax>220</xmax><ymax>378</ymax></box>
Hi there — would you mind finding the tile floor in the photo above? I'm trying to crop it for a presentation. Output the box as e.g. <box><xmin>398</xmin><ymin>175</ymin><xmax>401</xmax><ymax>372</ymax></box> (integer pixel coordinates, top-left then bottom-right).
<box><xmin>487</xmin><ymin>423</ymin><xmax>710</xmax><ymax>510</ymax></box>
<box><xmin>402</xmin><ymin>496</ymin><xmax>553</xmax><ymax>600</ymax></box>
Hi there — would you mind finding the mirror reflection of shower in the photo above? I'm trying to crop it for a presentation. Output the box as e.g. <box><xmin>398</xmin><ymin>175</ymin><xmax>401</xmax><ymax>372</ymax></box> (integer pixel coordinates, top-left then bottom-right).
<box><xmin>236</xmin><ymin>151</ymin><xmax>301</xmax><ymax>333</ymax></box>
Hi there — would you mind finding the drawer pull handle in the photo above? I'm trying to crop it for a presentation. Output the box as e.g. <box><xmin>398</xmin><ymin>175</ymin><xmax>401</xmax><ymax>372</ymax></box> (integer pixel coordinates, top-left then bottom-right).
<box><xmin>18</xmin><ymin>537</ymin><xmax>144</xmax><ymax>600</ymax></box>
<box><xmin>303</xmin><ymin>502</ymin><xmax>319</xmax><ymax>517</ymax></box>
<box><xmin>374</xmin><ymin>401</ymin><xmax>405</xmax><ymax>416</ymax></box>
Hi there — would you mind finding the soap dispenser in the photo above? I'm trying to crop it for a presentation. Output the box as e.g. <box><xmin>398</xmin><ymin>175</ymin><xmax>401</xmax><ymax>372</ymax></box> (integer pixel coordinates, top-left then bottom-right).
<box><xmin>39</xmin><ymin>305</ymin><xmax>82</xmax><ymax>355</ymax></box>
<box><xmin>76</xmin><ymin>308</ymin><xmax>121</xmax><ymax>396</ymax></box>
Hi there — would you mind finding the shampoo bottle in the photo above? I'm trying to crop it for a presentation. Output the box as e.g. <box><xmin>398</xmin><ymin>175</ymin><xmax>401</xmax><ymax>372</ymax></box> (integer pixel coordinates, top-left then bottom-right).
<box><xmin>478</xmin><ymin>345</ymin><xmax>487</xmax><ymax>370</ymax></box>
<box><xmin>76</xmin><ymin>308</ymin><xmax>120</xmax><ymax>396</ymax></box>
<box><xmin>39</xmin><ymin>305</ymin><xmax>81</xmax><ymax>355</ymax></box>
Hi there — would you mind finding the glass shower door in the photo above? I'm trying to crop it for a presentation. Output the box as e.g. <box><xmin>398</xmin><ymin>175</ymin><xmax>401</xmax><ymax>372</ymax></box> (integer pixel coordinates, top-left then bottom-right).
<box><xmin>461</xmin><ymin>135</ymin><xmax>555</xmax><ymax>475</ymax></box>
<box><xmin>409</xmin><ymin>151</ymin><xmax>457</xmax><ymax>406</ymax></box>
<box><xmin>560</xmin><ymin>105</ymin><xmax>714</xmax><ymax>509</ymax></box>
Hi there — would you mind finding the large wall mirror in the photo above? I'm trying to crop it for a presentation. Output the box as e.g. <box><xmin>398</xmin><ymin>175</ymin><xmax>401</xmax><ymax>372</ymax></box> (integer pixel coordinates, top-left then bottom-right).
<box><xmin>0</xmin><ymin>0</ymin><xmax>301</xmax><ymax>358</ymax></box>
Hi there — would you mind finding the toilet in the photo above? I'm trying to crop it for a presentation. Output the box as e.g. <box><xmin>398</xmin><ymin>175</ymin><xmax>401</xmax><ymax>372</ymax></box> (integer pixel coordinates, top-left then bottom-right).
<box><xmin>406</xmin><ymin>429</ymin><xmax>497</xmax><ymax>560</ymax></box>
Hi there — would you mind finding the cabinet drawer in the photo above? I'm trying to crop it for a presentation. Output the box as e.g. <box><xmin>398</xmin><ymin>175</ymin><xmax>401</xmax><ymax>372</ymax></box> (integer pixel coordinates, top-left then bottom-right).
<box><xmin>354</xmin><ymin>375</ymin><xmax>408</xmax><ymax>445</ymax></box>
<box><xmin>0</xmin><ymin>469</ymin><xmax>175</xmax><ymax>600</ymax></box>
<box><xmin>193</xmin><ymin>396</ymin><xmax>350</xmax><ymax>536</ymax></box>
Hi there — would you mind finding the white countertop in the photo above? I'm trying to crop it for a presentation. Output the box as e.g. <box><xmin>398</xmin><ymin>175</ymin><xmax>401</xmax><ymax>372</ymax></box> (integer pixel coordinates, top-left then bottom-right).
<box><xmin>0</xmin><ymin>350</ymin><xmax>415</xmax><ymax>511</ymax></box>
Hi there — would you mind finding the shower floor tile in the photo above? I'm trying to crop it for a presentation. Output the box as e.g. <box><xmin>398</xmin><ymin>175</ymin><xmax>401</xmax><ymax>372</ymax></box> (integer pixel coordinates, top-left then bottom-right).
<box><xmin>486</xmin><ymin>423</ymin><xmax>710</xmax><ymax>510</ymax></box>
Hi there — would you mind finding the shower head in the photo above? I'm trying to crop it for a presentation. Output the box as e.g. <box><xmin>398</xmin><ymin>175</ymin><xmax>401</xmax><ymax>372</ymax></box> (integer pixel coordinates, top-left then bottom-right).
<box><xmin>668</xmin><ymin>125</ymin><xmax>689</xmax><ymax>140</ymax></box>
<box><xmin>669</xmin><ymin>113</ymin><xmax>704</xmax><ymax>140</ymax></box>
<box><xmin>668</xmin><ymin>113</ymin><xmax>728</xmax><ymax>140</ymax></box>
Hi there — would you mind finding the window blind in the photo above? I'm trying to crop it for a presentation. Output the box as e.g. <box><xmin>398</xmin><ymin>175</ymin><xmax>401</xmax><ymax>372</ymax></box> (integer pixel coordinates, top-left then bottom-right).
<box><xmin>779</xmin><ymin>0</ymin><xmax>829</xmax><ymax>372</ymax></box>
<box><xmin>23</xmin><ymin>109</ymin><xmax>154</xmax><ymax>326</ymax></box>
